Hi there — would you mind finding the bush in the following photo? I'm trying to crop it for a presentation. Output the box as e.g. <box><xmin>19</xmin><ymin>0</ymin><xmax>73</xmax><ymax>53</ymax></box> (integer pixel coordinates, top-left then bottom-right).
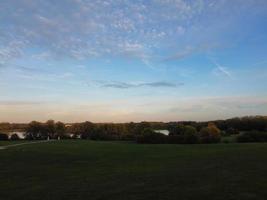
<box><xmin>81</xmin><ymin>133</ymin><xmax>89</xmax><ymax>139</ymax></box>
<box><xmin>60</xmin><ymin>134</ymin><xmax>72</xmax><ymax>139</ymax></box>
<box><xmin>237</xmin><ymin>131</ymin><xmax>267</xmax><ymax>143</ymax></box>
<box><xmin>168</xmin><ymin>125</ymin><xmax>199</xmax><ymax>144</ymax></box>
<box><xmin>136</xmin><ymin>128</ymin><xmax>167</xmax><ymax>144</ymax></box>
<box><xmin>0</xmin><ymin>133</ymin><xmax>9</xmax><ymax>140</ymax></box>
<box><xmin>222</xmin><ymin>138</ymin><xmax>230</xmax><ymax>143</ymax></box>
<box><xmin>120</xmin><ymin>134</ymin><xmax>135</xmax><ymax>141</ymax></box>
<box><xmin>10</xmin><ymin>134</ymin><xmax>20</xmax><ymax>140</ymax></box>
<box><xmin>225</xmin><ymin>128</ymin><xmax>239</xmax><ymax>136</ymax></box>
<box><xmin>168</xmin><ymin>135</ymin><xmax>184</xmax><ymax>144</ymax></box>
<box><xmin>25</xmin><ymin>133</ymin><xmax>34</xmax><ymax>140</ymax></box>
<box><xmin>199</xmin><ymin>123</ymin><xmax>221</xmax><ymax>143</ymax></box>
<box><xmin>221</xmin><ymin>134</ymin><xmax>237</xmax><ymax>143</ymax></box>
<box><xmin>183</xmin><ymin>126</ymin><xmax>199</xmax><ymax>144</ymax></box>
<box><xmin>70</xmin><ymin>134</ymin><xmax>79</xmax><ymax>139</ymax></box>
<box><xmin>90</xmin><ymin>132</ymin><xmax>118</xmax><ymax>140</ymax></box>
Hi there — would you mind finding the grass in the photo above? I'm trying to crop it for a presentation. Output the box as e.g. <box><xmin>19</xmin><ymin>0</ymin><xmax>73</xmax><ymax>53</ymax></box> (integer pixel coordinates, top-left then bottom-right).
<box><xmin>0</xmin><ymin>140</ymin><xmax>267</xmax><ymax>200</ymax></box>
<box><xmin>221</xmin><ymin>134</ymin><xmax>238</xmax><ymax>143</ymax></box>
<box><xmin>0</xmin><ymin>140</ymin><xmax>32</xmax><ymax>146</ymax></box>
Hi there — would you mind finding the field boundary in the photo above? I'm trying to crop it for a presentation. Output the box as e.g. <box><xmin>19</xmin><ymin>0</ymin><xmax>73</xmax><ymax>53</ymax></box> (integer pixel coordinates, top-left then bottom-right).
<box><xmin>0</xmin><ymin>140</ymin><xmax>55</xmax><ymax>150</ymax></box>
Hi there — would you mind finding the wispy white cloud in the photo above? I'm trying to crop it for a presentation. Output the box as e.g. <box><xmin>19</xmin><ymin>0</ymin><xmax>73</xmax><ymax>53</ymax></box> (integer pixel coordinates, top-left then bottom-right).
<box><xmin>163</xmin><ymin>43</ymin><xmax>220</xmax><ymax>61</ymax></box>
<box><xmin>210</xmin><ymin>60</ymin><xmax>233</xmax><ymax>79</ymax></box>
<box><xmin>0</xmin><ymin>40</ymin><xmax>27</xmax><ymax>62</ymax></box>
<box><xmin>96</xmin><ymin>80</ymin><xmax>183</xmax><ymax>89</ymax></box>
<box><xmin>0</xmin><ymin>0</ymin><xmax>266</xmax><ymax>123</ymax></box>
<box><xmin>1</xmin><ymin>0</ymin><xmax>264</xmax><ymax>63</ymax></box>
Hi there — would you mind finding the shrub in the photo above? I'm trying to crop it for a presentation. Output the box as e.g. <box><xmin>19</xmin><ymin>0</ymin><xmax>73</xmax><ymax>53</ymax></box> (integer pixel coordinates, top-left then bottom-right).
<box><xmin>0</xmin><ymin>133</ymin><xmax>9</xmax><ymax>140</ymax></box>
<box><xmin>221</xmin><ymin>134</ymin><xmax>237</xmax><ymax>143</ymax></box>
<box><xmin>90</xmin><ymin>132</ymin><xmax>118</xmax><ymax>140</ymax></box>
<box><xmin>81</xmin><ymin>133</ymin><xmax>89</xmax><ymax>139</ymax></box>
<box><xmin>136</xmin><ymin>128</ymin><xmax>167</xmax><ymax>144</ymax></box>
<box><xmin>71</xmin><ymin>134</ymin><xmax>79</xmax><ymax>139</ymax></box>
<box><xmin>183</xmin><ymin>126</ymin><xmax>199</xmax><ymax>144</ymax></box>
<box><xmin>237</xmin><ymin>131</ymin><xmax>267</xmax><ymax>143</ymax></box>
<box><xmin>168</xmin><ymin>135</ymin><xmax>184</xmax><ymax>144</ymax></box>
<box><xmin>222</xmin><ymin>138</ymin><xmax>230</xmax><ymax>143</ymax></box>
<box><xmin>25</xmin><ymin>133</ymin><xmax>34</xmax><ymax>140</ymax></box>
<box><xmin>120</xmin><ymin>134</ymin><xmax>135</xmax><ymax>141</ymax></box>
<box><xmin>199</xmin><ymin>123</ymin><xmax>221</xmax><ymax>143</ymax></box>
<box><xmin>10</xmin><ymin>134</ymin><xmax>20</xmax><ymax>140</ymax></box>
<box><xmin>225</xmin><ymin>128</ymin><xmax>239</xmax><ymax>136</ymax></box>
<box><xmin>60</xmin><ymin>134</ymin><xmax>72</xmax><ymax>139</ymax></box>
<box><xmin>168</xmin><ymin>125</ymin><xmax>199</xmax><ymax>144</ymax></box>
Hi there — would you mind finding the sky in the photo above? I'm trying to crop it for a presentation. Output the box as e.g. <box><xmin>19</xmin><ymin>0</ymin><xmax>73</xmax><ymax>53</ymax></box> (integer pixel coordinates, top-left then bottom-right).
<box><xmin>0</xmin><ymin>0</ymin><xmax>267</xmax><ymax>123</ymax></box>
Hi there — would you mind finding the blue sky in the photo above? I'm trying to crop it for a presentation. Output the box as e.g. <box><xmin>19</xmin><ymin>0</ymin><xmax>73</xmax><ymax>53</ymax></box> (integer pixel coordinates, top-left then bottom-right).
<box><xmin>0</xmin><ymin>0</ymin><xmax>267</xmax><ymax>122</ymax></box>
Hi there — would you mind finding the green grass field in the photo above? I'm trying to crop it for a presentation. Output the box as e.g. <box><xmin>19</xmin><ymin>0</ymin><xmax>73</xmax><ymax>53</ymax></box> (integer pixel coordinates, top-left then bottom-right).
<box><xmin>0</xmin><ymin>140</ymin><xmax>267</xmax><ymax>200</ymax></box>
<box><xmin>0</xmin><ymin>140</ymin><xmax>34</xmax><ymax>146</ymax></box>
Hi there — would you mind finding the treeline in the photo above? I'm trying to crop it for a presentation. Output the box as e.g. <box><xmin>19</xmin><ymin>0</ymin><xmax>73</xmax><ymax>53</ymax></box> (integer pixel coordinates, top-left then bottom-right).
<box><xmin>0</xmin><ymin>116</ymin><xmax>267</xmax><ymax>143</ymax></box>
<box><xmin>1</xmin><ymin>115</ymin><xmax>267</xmax><ymax>132</ymax></box>
<box><xmin>137</xmin><ymin>123</ymin><xmax>221</xmax><ymax>144</ymax></box>
<box><xmin>25</xmin><ymin>120</ymin><xmax>66</xmax><ymax>140</ymax></box>
<box><xmin>167</xmin><ymin>116</ymin><xmax>267</xmax><ymax>132</ymax></box>
<box><xmin>0</xmin><ymin>123</ymin><xmax>27</xmax><ymax>132</ymax></box>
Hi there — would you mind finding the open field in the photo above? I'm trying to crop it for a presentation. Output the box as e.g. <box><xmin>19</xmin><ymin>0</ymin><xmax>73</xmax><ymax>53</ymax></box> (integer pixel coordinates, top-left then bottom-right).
<box><xmin>0</xmin><ymin>140</ymin><xmax>31</xmax><ymax>146</ymax></box>
<box><xmin>0</xmin><ymin>140</ymin><xmax>267</xmax><ymax>200</ymax></box>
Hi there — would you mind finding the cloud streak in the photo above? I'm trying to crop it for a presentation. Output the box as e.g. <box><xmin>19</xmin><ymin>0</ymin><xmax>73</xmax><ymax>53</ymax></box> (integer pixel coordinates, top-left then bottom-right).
<box><xmin>210</xmin><ymin>60</ymin><xmax>233</xmax><ymax>79</ymax></box>
<box><xmin>163</xmin><ymin>44</ymin><xmax>220</xmax><ymax>61</ymax></box>
<box><xmin>97</xmin><ymin>81</ymin><xmax>183</xmax><ymax>89</ymax></box>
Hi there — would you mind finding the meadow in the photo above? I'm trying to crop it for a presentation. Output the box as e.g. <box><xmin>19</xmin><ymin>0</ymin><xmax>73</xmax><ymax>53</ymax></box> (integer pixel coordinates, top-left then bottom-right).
<box><xmin>0</xmin><ymin>140</ymin><xmax>267</xmax><ymax>200</ymax></box>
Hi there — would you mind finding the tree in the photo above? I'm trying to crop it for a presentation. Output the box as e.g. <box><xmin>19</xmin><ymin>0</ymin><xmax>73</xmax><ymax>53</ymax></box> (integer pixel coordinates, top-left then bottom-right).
<box><xmin>136</xmin><ymin>128</ymin><xmax>167</xmax><ymax>144</ymax></box>
<box><xmin>46</xmin><ymin>120</ymin><xmax>56</xmax><ymax>139</ymax></box>
<box><xmin>80</xmin><ymin>121</ymin><xmax>96</xmax><ymax>139</ymax></box>
<box><xmin>199</xmin><ymin>123</ymin><xmax>221</xmax><ymax>143</ymax></box>
<box><xmin>208</xmin><ymin>122</ymin><xmax>220</xmax><ymax>132</ymax></box>
<box><xmin>69</xmin><ymin>123</ymin><xmax>82</xmax><ymax>138</ymax></box>
<box><xmin>26</xmin><ymin>121</ymin><xmax>44</xmax><ymax>139</ymax></box>
<box><xmin>237</xmin><ymin>131</ymin><xmax>267</xmax><ymax>143</ymax></box>
<box><xmin>134</xmin><ymin>122</ymin><xmax>151</xmax><ymax>135</ymax></box>
<box><xmin>0</xmin><ymin>133</ymin><xmax>8</xmax><ymax>140</ymax></box>
<box><xmin>10</xmin><ymin>134</ymin><xmax>20</xmax><ymax>140</ymax></box>
<box><xmin>169</xmin><ymin>124</ymin><xmax>185</xmax><ymax>136</ymax></box>
<box><xmin>55</xmin><ymin>121</ymin><xmax>66</xmax><ymax>139</ymax></box>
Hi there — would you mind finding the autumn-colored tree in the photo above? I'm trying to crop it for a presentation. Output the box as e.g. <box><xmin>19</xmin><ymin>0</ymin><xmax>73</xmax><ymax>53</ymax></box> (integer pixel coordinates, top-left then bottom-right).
<box><xmin>199</xmin><ymin>123</ymin><xmax>221</xmax><ymax>143</ymax></box>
